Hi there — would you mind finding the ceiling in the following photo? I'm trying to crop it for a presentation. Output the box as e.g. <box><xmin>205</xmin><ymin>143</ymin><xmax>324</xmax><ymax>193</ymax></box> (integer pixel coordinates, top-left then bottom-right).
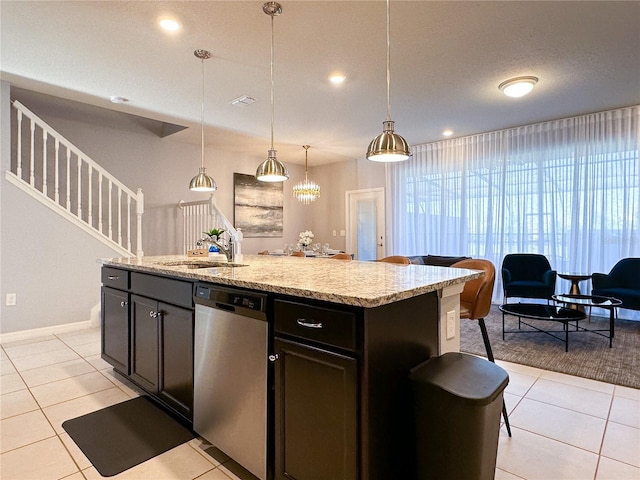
<box><xmin>2</xmin><ymin>1</ymin><xmax>639</xmax><ymax>166</ymax></box>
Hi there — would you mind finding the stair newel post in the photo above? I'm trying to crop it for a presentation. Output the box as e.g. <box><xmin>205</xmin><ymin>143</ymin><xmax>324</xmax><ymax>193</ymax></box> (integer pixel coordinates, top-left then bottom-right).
<box><xmin>126</xmin><ymin>194</ymin><xmax>131</xmax><ymax>253</ymax></box>
<box><xmin>88</xmin><ymin>163</ymin><xmax>93</xmax><ymax>227</ymax></box>
<box><xmin>54</xmin><ymin>138</ymin><xmax>60</xmax><ymax>203</ymax></box>
<box><xmin>108</xmin><ymin>179</ymin><xmax>113</xmax><ymax>240</ymax></box>
<box><xmin>29</xmin><ymin>118</ymin><xmax>35</xmax><ymax>186</ymax></box>
<box><xmin>117</xmin><ymin>188</ymin><xmax>122</xmax><ymax>247</ymax></box>
<box><xmin>42</xmin><ymin>129</ymin><xmax>48</xmax><ymax>196</ymax></box>
<box><xmin>98</xmin><ymin>172</ymin><xmax>103</xmax><ymax>233</ymax></box>
<box><xmin>66</xmin><ymin>148</ymin><xmax>71</xmax><ymax>210</ymax></box>
<box><xmin>16</xmin><ymin>109</ymin><xmax>22</xmax><ymax>179</ymax></box>
<box><xmin>136</xmin><ymin>188</ymin><xmax>144</xmax><ymax>259</ymax></box>
<box><xmin>77</xmin><ymin>154</ymin><xmax>82</xmax><ymax>221</ymax></box>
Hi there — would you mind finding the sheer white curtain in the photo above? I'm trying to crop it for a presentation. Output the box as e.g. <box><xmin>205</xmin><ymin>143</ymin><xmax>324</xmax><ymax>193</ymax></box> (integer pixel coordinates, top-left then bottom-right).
<box><xmin>388</xmin><ymin>106</ymin><xmax>639</xmax><ymax>312</ymax></box>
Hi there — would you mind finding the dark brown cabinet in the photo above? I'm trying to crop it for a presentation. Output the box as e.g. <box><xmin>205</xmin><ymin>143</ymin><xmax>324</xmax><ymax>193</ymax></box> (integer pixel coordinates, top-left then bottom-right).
<box><xmin>274</xmin><ymin>338</ymin><xmax>357</xmax><ymax>480</ymax></box>
<box><xmin>273</xmin><ymin>293</ymin><xmax>440</xmax><ymax>480</ymax></box>
<box><xmin>101</xmin><ymin>286</ymin><xmax>130</xmax><ymax>374</ymax></box>
<box><xmin>101</xmin><ymin>267</ymin><xmax>194</xmax><ymax>422</ymax></box>
<box><xmin>273</xmin><ymin>299</ymin><xmax>359</xmax><ymax>480</ymax></box>
<box><xmin>131</xmin><ymin>295</ymin><xmax>194</xmax><ymax>419</ymax></box>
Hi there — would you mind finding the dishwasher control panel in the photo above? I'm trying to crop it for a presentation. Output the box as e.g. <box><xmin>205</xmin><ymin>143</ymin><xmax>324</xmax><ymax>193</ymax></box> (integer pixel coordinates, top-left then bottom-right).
<box><xmin>195</xmin><ymin>284</ymin><xmax>267</xmax><ymax>318</ymax></box>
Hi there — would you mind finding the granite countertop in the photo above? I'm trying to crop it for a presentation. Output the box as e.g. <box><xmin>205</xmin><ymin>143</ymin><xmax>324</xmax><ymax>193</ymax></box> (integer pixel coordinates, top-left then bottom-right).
<box><xmin>101</xmin><ymin>254</ymin><xmax>482</xmax><ymax>308</ymax></box>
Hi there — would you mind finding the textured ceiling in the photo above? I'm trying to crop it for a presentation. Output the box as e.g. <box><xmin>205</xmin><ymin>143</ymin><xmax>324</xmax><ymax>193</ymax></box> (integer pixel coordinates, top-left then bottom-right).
<box><xmin>2</xmin><ymin>1</ymin><xmax>639</xmax><ymax>166</ymax></box>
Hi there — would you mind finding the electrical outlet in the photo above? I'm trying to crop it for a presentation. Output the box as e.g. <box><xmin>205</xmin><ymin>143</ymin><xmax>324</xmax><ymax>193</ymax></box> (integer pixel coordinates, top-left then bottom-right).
<box><xmin>446</xmin><ymin>310</ymin><xmax>456</xmax><ymax>340</ymax></box>
<box><xmin>6</xmin><ymin>293</ymin><xmax>17</xmax><ymax>306</ymax></box>
<box><xmin>332</xmin><ymin>230</ymin><xmax>337</xmax><ymax>236</ymax></box>
<box><xmin>340</xmin><ymin>230</ymin><xmax>346</xmax><ymax>237</ymax></box>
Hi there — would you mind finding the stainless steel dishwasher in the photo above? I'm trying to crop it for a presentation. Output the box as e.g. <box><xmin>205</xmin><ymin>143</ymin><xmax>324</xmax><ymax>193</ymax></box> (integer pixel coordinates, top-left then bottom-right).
<box><xmin>193</xmin><ymin>284</ymin><xmax>269</xmax><ymax>480</ymax></box>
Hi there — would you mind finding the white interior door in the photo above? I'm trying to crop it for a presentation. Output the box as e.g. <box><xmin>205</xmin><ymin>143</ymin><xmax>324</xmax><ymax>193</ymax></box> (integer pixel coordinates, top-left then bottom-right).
<box><xmin>345</xmin><ymin>188</ymin><xmax>385</xmax><ymax>260</ymax></box>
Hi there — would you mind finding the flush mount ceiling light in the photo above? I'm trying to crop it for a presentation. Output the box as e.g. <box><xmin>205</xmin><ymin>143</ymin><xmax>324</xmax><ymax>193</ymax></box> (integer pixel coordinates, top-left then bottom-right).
<box><xmin>443</xmin><ymin>130</ymin><xmax>453</xmax><ymax>137</ymax></box>
<box><xmin>159</xmin><ymin>18</ymin><xmax>181</xmax><ymax>31</ymax></box>
<box><xmin>256</xmin><ymin>1</ymin><xmax>289</xmax><ymax>183</ymax></box>
<box><xmin>329</xmin><ymin>73</ymin><xmax>346</xmax><ymax>85</ymax></box>
<box><xmin>109</xmin><ymin>96</ymin><xmax>129</xmax><ymax>104</ymax></box>
<box><xmin>293</xmin><ymin>145</ymin><xmax>321</xmax><ymax>205</ymax></box>
<box><xmin>499</xmin><ymin>76</ymin><xmax>538</xmax><ymax>98</ymax></box>
<box><xmin>366</xmin><ymin>0</ymin><xmax>411</xmax><ymax>163</ymax></box>
<box><xmin>189</xmin><ymin>49</ymin><xmax>217</xmax><ymax>192</ymax></box>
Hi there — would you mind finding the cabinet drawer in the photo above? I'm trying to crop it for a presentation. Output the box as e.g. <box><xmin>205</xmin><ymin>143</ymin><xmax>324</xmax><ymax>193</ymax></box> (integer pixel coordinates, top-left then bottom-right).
<box><xmin>131</xmin><ymin>272</ymin><xmax>193</xmax><ymax>309</ymax></box>
<box><xmin>102</xmin><ymin>267</ymin><xmax>129</xmax><ymax>290</ymax></box>
<box><xmin>274</xmin><ymin>300</ymin><xmax>357</xmax><ymax>352</ymax></box>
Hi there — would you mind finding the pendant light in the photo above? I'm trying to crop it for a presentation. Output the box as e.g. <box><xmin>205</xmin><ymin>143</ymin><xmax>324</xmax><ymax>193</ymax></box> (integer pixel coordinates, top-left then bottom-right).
<box><xmin>366</xmin><ymin>0</ymin><xmax>411</xmax><ymax>163</ymax></box>
<box><xmin>189</xmin><ymin>49</ymin><xmax>217</xmax><ymax>192</ymax></box>
<box><xmin>293</xmin><ymin>145</ymin><xmax>321</xmax><ymax>204</ymax></box>
<box><xmin>256</xmin><ymin>1</ymin><xmax>289</xmax><ymax>182</ymax></box>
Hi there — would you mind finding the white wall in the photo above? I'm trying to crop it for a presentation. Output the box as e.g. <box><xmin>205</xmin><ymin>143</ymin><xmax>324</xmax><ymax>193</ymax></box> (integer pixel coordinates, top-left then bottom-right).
<box><xmin>4</xmin><ymin>87</ymin><xmax>362</xmax><ymax>335</ymax></box>
<box><xmin>308</xmin><ymin>158</ymin><xmax>386</xmax><ymax>251</ymax></box>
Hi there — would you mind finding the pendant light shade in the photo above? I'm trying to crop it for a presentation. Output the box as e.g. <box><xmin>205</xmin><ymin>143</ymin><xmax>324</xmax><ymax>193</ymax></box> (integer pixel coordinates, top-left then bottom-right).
<box><xmin>293</xmin><ymin>145</ymin><xmax>320</xmax><ymax>204</ymax></box>
<box><xmin>189</xmin><ymin>49</ymin><xmax>217</xmax><ymax>192</ymax></box>
<box><xmin>189</xmin><ymin>167</ymin><xmax>216</xmax><ymax>191</ymax></box>
<box><xmin>366</xmin><ymin>0</ymin><xmax>411</xmax><ymax>163</ymax></box>
<box><xmin>366</xmin><ymin>120</ymin><xmax>411</xmax><ymax>162</ymax></box>
<box><xmin>256</xmin><ymin>2</ymin><xmax>289</xmax><ymax>182</ymax></box>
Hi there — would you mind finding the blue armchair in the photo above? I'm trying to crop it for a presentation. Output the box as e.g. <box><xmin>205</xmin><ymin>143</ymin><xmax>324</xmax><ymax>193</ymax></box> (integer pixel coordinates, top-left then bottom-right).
<box><xmin>501</xmin><ymin>253</ymin><xmax>557</xmax><ymax>303</ymax></box>
<box><xmin>592</xmin><ymin>258</ymin><xmax>640</xmax><ymax>310</ymax></box>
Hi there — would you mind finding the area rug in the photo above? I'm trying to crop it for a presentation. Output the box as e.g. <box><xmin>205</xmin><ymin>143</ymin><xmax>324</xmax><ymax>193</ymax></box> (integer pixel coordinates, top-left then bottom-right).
<box><xmin>62</xmin><ymin>396</ymin><xmax>195</xmax><ymax>477</ymax></box>
<box><xmin>460</xmin><ymin>305</ymin><xmax>640</xmax><ymax>389</ymax></box>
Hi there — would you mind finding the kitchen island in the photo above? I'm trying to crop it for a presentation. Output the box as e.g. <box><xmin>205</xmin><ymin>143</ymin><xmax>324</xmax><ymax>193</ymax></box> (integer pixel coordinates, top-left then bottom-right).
<box><xmin>100</xmin><ymin>254</ymin><xmax>481</xmax><ymax>480</ymax></box>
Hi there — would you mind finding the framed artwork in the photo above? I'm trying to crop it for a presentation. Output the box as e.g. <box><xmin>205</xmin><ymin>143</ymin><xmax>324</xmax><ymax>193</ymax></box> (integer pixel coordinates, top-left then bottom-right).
<box><xmin>234</xmin><ymin>173</ymin><xmax>283</xmax><ymax>237</ymax></box>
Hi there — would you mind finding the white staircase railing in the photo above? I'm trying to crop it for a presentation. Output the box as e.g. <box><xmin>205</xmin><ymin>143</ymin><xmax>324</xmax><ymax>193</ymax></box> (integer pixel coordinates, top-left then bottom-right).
<box><xmin>6</xmin><ymin>100</ymin><xmax>143</xmax><ymax>258</ymax></box>
<box><xmin>178</xmin><ymin>195</ymin><xmax>241</xmax><ymax>255</ymax></box>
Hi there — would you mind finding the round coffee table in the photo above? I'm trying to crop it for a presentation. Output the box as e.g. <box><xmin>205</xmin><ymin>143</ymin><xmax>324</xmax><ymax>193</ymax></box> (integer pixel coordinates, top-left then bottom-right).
<box><xmin>552</xmin><ymin>294</ymin><xmax>622</xmax><ymax>348</ymax></box>
<box><xmin>499</xmin><ymin>303</ymin><xmax>587</xmax><ymax>352</ymax></box>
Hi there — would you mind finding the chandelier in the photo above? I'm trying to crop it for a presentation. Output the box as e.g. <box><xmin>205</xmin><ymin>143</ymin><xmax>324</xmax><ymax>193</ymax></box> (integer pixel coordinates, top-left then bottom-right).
<box><xmin>292</xmin><ymin>145</ymin><xmax>320</xmax><ymax>204</ymax></box>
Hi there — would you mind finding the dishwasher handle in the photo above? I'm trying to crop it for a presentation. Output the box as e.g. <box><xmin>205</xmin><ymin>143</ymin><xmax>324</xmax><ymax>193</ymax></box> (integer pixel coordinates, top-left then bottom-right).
<box><xmin>214</xmin><ymin>302</ymin><xmax>236</xmax><ymax>313</ymax></box>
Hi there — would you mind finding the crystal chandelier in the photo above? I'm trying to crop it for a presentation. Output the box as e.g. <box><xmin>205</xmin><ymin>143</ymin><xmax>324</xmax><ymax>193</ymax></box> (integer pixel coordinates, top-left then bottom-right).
<box><xmin>292</xmin><ymin>145</ymin><xmax>320</xmax><ymax>204</ymax></box>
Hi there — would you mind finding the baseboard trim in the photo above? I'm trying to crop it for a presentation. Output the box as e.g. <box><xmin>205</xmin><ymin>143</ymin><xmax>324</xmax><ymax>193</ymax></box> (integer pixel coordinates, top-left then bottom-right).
<box><xmin>0</xmin><ymin>319</ymin><xmax>98</xmax><ymax>344</ymax></box>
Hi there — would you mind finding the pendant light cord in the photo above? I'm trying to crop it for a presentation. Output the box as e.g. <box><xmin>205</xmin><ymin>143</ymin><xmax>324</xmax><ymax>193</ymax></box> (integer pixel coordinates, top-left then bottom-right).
<box><xmin>386</xmin><ymin>0</ymin><xmax>391</xmax><ymax>122</ymax></box>
<box><xmin>303</xmin><ymin>145</ymin><xmax>309</xmax><ymax>181</ymax></box>
<box><xmin>200</xmin><ymin>57</ymin><xmax>205</xmax><ymax>168</ymax></box>
<box><xmin>270</xmin><ymin>13</ymin><xmax>275</xmax><ymax>150</ymax></box>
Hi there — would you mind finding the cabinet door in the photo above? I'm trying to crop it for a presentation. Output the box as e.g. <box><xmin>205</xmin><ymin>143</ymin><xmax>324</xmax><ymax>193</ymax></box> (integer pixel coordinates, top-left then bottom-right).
<box><xmin>159</xmin><ymin>302</ymin><xmax>194</xmax><ymax>420</ymax></box>
<box><xmin>131</xmin><ymin>295</ymin><xmax>160</xmax><ymax>393</ymax></box>
<box><xmin>101</xmin><ymin>287</ymin><xmax>130</xmax><ymax>374</ymax></box>
<box><xmin>274</xmin><ymin>338</ymin><xmax>358</xmax><ymax>480</ymax></box>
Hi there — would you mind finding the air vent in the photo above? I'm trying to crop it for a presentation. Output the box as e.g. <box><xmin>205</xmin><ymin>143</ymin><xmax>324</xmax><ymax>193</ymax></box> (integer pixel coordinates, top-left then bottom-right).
<box><xmin>230</xmin><ymin>95</ymin><xmax>257</xmax><ymax>107</ymax></box>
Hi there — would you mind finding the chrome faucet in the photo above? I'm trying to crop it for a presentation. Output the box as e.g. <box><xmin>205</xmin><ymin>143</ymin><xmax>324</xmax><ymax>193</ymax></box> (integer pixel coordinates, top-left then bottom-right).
<box><xmin>211</xmin><ymin>240</ymin><xmax>234</xmax><ymax>263</ymax></box>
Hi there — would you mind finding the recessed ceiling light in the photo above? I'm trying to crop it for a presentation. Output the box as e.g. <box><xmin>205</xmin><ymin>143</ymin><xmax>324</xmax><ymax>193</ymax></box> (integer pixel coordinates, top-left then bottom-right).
<box><xmin>329</xmin><ymin>73</ymin><xmax>346</xmax><ymax>85</ymax></box>
<box><xmin>159</xmin><ymin>18</ymin><xmax>181</xmax><ymax>31</ymax></box>
<box><xmin>498</xmin><ymin>76</ymin><xmax>538</xmax><ymax>98</ymax></box>
<box><xmin>109</xmin><ymin>96</ymin><xmax>129</xmax><ymax>104</ymax></box>
<box><xmin>443</xmin><ymin>130</ymin><xmax>453</xmax><ymax>137</ymax></box>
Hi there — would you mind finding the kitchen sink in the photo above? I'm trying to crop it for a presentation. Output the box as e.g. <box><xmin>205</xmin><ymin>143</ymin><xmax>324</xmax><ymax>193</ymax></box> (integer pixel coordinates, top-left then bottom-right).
<box><xmin>160</xmin><ymin>260</ymin><xmax>247</xmax><ymax>269</ymax></box>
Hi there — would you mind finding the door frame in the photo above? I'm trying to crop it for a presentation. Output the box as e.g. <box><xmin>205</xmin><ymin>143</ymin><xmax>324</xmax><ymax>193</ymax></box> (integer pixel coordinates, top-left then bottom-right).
<box><xmin>345</xmin><ymin>187</ymin><xmax>385</xmax><ymax>260</ymax></box>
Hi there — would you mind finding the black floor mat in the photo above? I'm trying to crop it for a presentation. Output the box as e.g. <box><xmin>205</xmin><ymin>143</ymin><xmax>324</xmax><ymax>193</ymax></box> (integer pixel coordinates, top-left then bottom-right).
<box><xmin>62</xmin><ymin>396</ymin><xmax>195</xmax><ymax>477</ymax></box>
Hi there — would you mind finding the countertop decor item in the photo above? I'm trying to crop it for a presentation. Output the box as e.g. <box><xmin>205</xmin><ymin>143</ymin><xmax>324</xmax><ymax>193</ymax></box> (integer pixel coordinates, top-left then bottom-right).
<box><xmin>255</xmin><ymin>1</ymin><xmax>289</xmax><ymax>182</ymax></box>
<box><xmin>292</xmin><ymin>145</ymin><xmax>320</xmax><ymax>204</ymax></box>
<box><xmin>189</xmin><ymin>49</ymin><xmax>217</xmax><ymax>192</ymax></box>
<box><xmin>366</xmin><ymin>0</ymin><xmax>411</xmax><ymax>163</ymax></box>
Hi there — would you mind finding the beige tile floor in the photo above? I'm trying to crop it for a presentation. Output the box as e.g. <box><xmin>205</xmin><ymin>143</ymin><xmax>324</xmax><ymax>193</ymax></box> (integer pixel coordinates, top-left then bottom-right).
<box><xmin>1</xmin><ymin>327</ymin><xmax>639</xmax><ymax>480</ymax></box>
